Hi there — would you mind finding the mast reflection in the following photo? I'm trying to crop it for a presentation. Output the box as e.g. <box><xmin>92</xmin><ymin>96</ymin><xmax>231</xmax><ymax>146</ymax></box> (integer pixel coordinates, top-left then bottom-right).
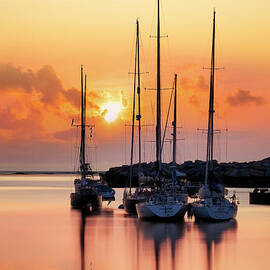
<box><xmin>77</xmin><ymin>207</ymin><xmax>114</xmax><ymax>270</ymax></box>
<box><xmin>136</xmin><ymin>221</ymin><xmax>186</xmax><ymax>270</ymax></box>
<box><xmin>80</xmin><ymin>209</ymin><xmax>87</xmax><ymax>270</ymax></box>
<box><xmin>196</xmin><ymin>219</ymin><xmax>238</xmax><ymax>270</ymax></box>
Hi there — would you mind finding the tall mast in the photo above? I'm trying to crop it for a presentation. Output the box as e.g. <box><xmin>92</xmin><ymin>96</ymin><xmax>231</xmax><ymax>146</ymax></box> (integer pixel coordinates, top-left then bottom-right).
<box><xmin>129</xmin><ymin>21</ymin><xmax>138</xmax><ymax>192</ymax></box>
<box><xmin>156</xmin><ymin>0</ymin><xmax>162</xmax><ymax>171</ymax></box>
<box><xmin>172</xmin><ymin>74</ymin><xmax>177</xmax><ymax>164</ymax></box>
<box><xmin>137</xmin><ymin>19</ymin><xmax>142</xmax><ymax>169</ymax></box>
<box><xmin>205</xmin><ymin>9</ymin><xmax>216</xmax><ymax>185</ymax></box>
<box><xmin>80</xmin><ymin>65</ymin><xmax>86</xmax><ymax>177</ymax></box>
<box><xmin>84</xmin><ymin>74</ymin><xmax>87</xmax><ymax>166</ymax></box>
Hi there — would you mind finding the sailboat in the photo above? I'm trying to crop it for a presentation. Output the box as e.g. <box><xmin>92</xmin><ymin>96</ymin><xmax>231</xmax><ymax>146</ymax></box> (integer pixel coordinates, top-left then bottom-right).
<box><xmin>70</xmin><ymin>66</ymin><xmax>102</xmax><ymax>211</ymax></box>
<box><xmin>192</xmin><ymin>10</ymin><xmax>238</xmax><ymax>221</ymax></box>
<box><xmin>136</xmin><ymin>0</ymin><xmax>188</xmax><ymax>220</ymax></box>
<box><xmin>123</xmin><ymin>19</ymin><xmax>154</xmax><ymax>214</ymax></box>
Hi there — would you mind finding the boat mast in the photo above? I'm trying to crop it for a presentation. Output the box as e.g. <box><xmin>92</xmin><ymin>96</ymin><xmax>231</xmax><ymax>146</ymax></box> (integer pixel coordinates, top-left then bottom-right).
<box><xmin>136</xmin><ymin>19</ymin><xmax>142</xmax><ymax>170</ymax></box>
<box><xmin>156</xmin><ymin>0</ymin><xmax>162</xmax><ymax>171</ymax></box>
<box><xmin>172</xmin><ymin>74</ymin><xmax>177</xmax><ymax>164</ymax></box>
<box><xmin>84</xmin><ymin>73</ymin><xmax>87</xmax><ymax>167</ymax></box>
<box><xmin>80</xmin><ymin>65</ymin><xmax>86</xmax><ymax>178</ymax></box>
<box><xmin>205</xmin><ymin>10</ymin><xmax>216</xmax><ymax>185</ymax></box>
<box><xmin>129</xmin><ymin>21</ymin><xmax>139</xmax><ymax>192</ymax></box>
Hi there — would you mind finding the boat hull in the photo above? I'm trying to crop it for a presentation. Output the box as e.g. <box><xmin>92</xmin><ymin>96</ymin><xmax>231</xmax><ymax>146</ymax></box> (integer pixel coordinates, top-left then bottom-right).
<box><xmin>102</xmin><ymin>195</ymin><xmax>115</xmax><ymax>202</ymax></box>
<box><xmin>192</xmin><ymin>201</ymin><xmax>237</xmax><ymax>221</ymax></box>
<box><xmin>123</xmin><ymin>197</ymin><xmax>145</xmax><ymax>214</ymax></box>
<box><xmin>70</xmin><ymin>192</ymin><xmax>102</xmax><ymax>211</ymax></box>
<box><xmin>249</xmin><ymin>192</ymin><xmax>270</xmax><ymax>205</ymax></box>
<box><xmin>136</xmin><ymin>202</ymin><xmax>187</xmax><ymax>221</ymax></box>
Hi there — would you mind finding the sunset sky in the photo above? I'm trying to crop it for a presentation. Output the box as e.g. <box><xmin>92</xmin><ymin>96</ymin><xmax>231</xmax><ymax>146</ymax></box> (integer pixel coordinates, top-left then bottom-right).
<box><xmin>0</xmin><ymin>0</ymin><xmax>269</xmax><ymax>170</ymax></box>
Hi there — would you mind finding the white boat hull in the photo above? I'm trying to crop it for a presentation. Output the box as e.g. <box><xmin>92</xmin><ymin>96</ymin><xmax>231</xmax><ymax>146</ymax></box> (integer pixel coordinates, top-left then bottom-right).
<box><xmin>193</xmin><ymin>199</ymin><xmax>237</xmax><ymax>221</ymax></box>
<box><xmin>136</xmin><ymin>201</ymin><xmax>187</xmax><ymax>220</ymax></box>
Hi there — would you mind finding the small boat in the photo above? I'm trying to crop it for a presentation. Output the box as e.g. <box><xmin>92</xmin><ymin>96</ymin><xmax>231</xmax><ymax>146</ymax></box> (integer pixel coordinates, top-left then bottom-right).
<box><xmin>192</xmin><ymin>10</ymin><xmax>238</xmax><ymax>221</ymax></box>
<box><xmin>70</xmin><ymin>66</ymin><xmax>102</xmax><ymax>211</ymax></box>
<box><xmin>250</xmin><ymin>188</ymin><xmax>270</xmax><ymax>205</ymax></box>
<box><xmin>94</xmin><ymin>183</ymin><xmax>115</xmax><ymax>201</ymax></box>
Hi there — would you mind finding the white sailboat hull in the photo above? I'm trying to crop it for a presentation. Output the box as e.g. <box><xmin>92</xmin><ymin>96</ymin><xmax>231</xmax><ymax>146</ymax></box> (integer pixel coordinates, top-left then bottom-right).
<box><xmin>136</xmin><ymin>201</ymin><xmax>187</xmax><ymax>220</ymax></box>
<box><xmin>193</xmin><ymin>198</ymin><xmax>237</xmax><ymax>221</ymax></box>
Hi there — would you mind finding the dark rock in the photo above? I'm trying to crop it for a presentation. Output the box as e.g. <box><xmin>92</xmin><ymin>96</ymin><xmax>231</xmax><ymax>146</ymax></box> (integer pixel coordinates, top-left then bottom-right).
<box><xmin>105</xmin><ymin>157</ymin><xmax>270</xmax><ymax>188</ymax></box>
<box><xmin>183</xmin><ymin>160</ymin><xmax>193</xmax><ymax>166</ymax></box>
<box><xmin>249</xmin><ymin>168</ymin><xmax>265</xmax><ymax>177</ymax></box>
<box><xmin>239</xmin><ymin>168</ymin><xmax>250</xmax><ymax>177</ymax></box>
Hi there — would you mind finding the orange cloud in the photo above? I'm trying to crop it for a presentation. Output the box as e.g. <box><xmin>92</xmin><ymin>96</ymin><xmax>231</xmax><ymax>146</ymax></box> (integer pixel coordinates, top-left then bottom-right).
<box><xmin>226</xmin><ymin>89</ymin><xmax>266</xmax><ymax>107</ymax></box>
<box><xmin>0</xmin><ymin>63</ymin><xmax>126</xmax><ymax>144</ymax></box>
<box><xmin>181</xmin><ymin>75</ymin><xmax>208</xmax><ymax>92</ymax></box>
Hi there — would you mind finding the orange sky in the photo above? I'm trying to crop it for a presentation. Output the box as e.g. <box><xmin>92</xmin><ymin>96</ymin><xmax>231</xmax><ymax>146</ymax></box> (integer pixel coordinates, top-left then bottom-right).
<box><xmin>0</xmin><ymin>0</ymin><xmax>269</xmax><ymax>170</ymax></box>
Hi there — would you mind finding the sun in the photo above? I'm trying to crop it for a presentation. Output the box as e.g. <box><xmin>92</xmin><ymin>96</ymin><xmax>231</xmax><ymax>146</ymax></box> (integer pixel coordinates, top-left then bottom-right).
<box><xmin>101</xmin><ymin>102</ymin><xmax>122</xmax><ymax>123</ymax></box>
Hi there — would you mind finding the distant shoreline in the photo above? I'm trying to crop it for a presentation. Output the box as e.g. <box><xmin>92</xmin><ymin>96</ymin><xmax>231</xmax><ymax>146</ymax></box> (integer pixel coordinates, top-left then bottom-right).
<box><xmin>0</xmin><ymin>171</ymin><xmax>105</xmax><ymax>175</ymax></box>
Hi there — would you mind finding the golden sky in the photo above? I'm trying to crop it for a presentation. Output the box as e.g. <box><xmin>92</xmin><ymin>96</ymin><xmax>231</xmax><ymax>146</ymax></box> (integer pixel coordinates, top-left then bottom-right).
<box><xmin>0</xmin><ymin>0</ymin><xmax>269</xmax><ymax>170</ymax></box>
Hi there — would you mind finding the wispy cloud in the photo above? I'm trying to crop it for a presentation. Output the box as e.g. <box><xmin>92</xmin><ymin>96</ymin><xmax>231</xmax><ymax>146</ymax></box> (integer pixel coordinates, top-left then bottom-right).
<box><xmin>181</xmin><ymin>75</ymin><xmax>208</xmax><ymax>92</ymax></box>
<box><xmin>226</xmin><ymin>89</ymin><xmax>266</xmax><ymax>107</ymax></box>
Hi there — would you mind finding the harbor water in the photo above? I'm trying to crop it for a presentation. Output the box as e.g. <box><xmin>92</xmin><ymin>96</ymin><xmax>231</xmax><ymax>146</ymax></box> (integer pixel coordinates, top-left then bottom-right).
<box><xmin>0</xmin><ymin>174</ymin><xmax>269</xmax><ymax>270</ymax></box>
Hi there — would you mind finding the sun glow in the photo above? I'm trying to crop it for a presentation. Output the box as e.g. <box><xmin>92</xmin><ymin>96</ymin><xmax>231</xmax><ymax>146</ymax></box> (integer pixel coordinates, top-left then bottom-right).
<box><xmin>101</xmin><ymin>102</ymin><xmax>122</xmax><ymax>123</ymax></box>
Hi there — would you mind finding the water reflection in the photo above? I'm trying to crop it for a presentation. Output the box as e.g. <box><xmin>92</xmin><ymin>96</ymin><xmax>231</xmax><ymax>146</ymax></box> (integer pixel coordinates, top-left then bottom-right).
<box><xmin>2</xmin><ymin>177</ymin><xmax>270</xmax><ymax>270</ymax></box>
<box><xmin>76</xmin><ymin>208</ymin><xmax>238</xmax><ymax>270</ymax></box>
<box><xmin>136</xmin><ymin>221</ymin><xmax>186</xmax><ymax>270</ymax></box>
<box><xmin>77</xmin><ymin>208</ymin><xmax>115</xmax><ymax>270</ymax></box>
<box><xmin>196</xmin><ymin>219</ymin><xmax>238</xmax><ymax>270</ymax></box>
<box><xmin>80</xmin><ymin>210</ymin><xmax>86</xmax><ymax>270</ymax></box>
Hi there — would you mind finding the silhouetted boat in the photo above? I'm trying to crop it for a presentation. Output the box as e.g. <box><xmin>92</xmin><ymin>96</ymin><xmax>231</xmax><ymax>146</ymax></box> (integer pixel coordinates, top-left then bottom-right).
<box><xmin>136</xmin><ymin>0</ymin><xmax>188</xmax><ymax>220</ymax></box>
<box><xmin>192</xmin><ymin>10</ymin><xmax>238</xmax><ymax>221</ymax></box>
<box><xmin>70</xmin><ymin>66</ymin><xmax>102</xmax><ymax>211</ymax></box>
<box><xmin>250</xmin><ymin>188</ymin><xmax>270</xmax><ymax>205</ymax></box>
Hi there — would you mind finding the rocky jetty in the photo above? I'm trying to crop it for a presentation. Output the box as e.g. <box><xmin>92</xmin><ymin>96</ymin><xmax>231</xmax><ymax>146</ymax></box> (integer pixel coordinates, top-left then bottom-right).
<box><xmin>105</xmin><ymin>157</ymin><xmax>270</xmax><ymax>188</ymax></box>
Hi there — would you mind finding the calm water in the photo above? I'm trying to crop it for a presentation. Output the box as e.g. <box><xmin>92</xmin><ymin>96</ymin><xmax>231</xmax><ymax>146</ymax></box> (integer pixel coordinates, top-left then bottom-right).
<box><xmin>0</xmin><ymin>175</ymin><xmax>269</xmax><ymax>270</ymax></box>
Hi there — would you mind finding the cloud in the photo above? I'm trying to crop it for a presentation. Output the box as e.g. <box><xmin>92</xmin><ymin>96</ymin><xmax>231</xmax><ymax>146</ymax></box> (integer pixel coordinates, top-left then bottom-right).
<box><xmin>0</xmin><ymin>63</ymin><xmax>104</xmax><ymax>112</ymax></box>
<box><xmin>226</xmin><ymin>89</ymin><xmax>266</xmax><ymax>107</ymax></box>
<box><xmin>53</xmin><ymin>128</ymin><xmax>75</xmax><ymax>142</ymax></box>
<box><xmin>181</xmin><ymin>75</ymin><xmax>208</xmax><ymax>92</ymax></box>
<box><xmin>0</xmin><ymin>106</ymin><xmax>44</xmax><ymax>141</ymax></box>
<box><xmin>0</xmin><ymin>63</ymin><xmax>115</xmax><ymax>142</ymax></box>
<box><xmin>0</xmin><ymin>63</ymin><xmax>129</xmax><ymax>147</ymax></box>
<box><xmin>196</xmin><ymin>75</ymin><xmax>208</xmax><ymax>91</ymax></box>
<box><xmin>189</xmin><ymin>95</ymin><xmax>200</xmax><ymax>107</ymax></box>
<box><xmin>0</xmin><ymin>64</ymin><xmax>35</xmax><ymax>92</ymax></box>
